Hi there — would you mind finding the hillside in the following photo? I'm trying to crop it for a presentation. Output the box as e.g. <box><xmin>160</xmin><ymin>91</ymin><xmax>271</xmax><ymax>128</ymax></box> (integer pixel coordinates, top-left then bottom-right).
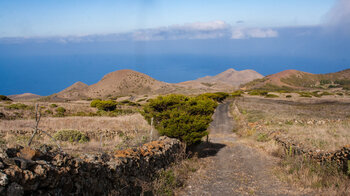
<box><xmin>194</xmin><ymin>68</ymin><xmax>264</xmax><ymax>87</ymax></box>
<box><xmin>53</xmin><ymin>68</ymin><xmax>264</xmax><ymax>100</ymax></box>
<box><xmin>243</xmin><ymin>69</ymin><xmax>350</xmax><ymax>90</ymax></box>
<box><xmin>8</xmin><ymin>93</ymin><xmax>42</xmax><ymax>101</ymax></box>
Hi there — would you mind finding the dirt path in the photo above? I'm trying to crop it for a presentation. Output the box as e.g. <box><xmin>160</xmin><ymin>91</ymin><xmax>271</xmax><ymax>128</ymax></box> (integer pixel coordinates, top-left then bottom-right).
<box><xmin>179</xmin><ymin>100</ymin><xmax>310</xmax><ymax>196</ymax></box>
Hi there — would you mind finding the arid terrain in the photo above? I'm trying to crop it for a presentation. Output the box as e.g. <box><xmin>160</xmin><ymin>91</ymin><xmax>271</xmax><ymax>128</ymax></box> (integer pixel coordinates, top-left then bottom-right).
<box><xmin>1</xmin><ymin>68</ymin><xmax>350</xmax><ymax>195</ymax></box>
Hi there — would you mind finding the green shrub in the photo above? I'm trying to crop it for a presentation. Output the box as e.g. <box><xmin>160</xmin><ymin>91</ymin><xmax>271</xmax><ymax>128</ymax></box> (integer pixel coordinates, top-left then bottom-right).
<box><xmin>320</xmin><ymin>80</ymin><xmax>332</xmax><ymax>85</ymax></box>
<box><xmin>320</xmin><ymin>91</ymin><xmax>334</xmax><ymax>96</ymax></box>
<box><xmin>197</xmin><ymin>92</ymin><xmax>229</xmax><ymax>102</ymax></box>
<box><xmin>265</xmin><ymin>94</ymin><xmax>279</xmax><ymax>98</ymax></box>
<box><xmin>53</xmin><ymin>129</ymin><xmax>89</xmax><ymax>143</ymax></box>
<box><xmin>90</xmin><ymin>99</ymin><xmax>117</xmax><ymax>111</ymax></box>
<box><xmin>44</xmin><ymin>109</ymin><xmax>53</xmax><ymax>115</ymax></box>
<box><xmin>55</xmin><ymin>107</ymin><xmax>66</xmax><ymax>117</ymax></box>
<box><xmin>249</xmin><ymin>90</ymin><xmax>268</xmax><ymax>96</ymax></box>
<box><xmin>231</xmin><ymin>90</ymin><xmax>243</xmax><ymax>97</ymax></box>
<box><xmin>143</xmin><ymin>94</ymin><xmax>217</xmax><ymax>145</ymax></box>
<box><xmin>0</xmin><ymin>95</ymin><xmax>11</xmax><ymax>101</ymax></box>
<box><xmin>336</xmin><ymin>93</ymin><xmax>343</xmax><ymax>96</ymax></box>
<box><xmin>5</xmin><ymin>103</ymin><xmax>30</xmax><ymax>110</ymax></box>
<box><xmin>286</xmin><ymin>95</ymin><xmax>292</xmax><ymax>98</ymax></box>
<box><xmin>50</xmin><ymin>104</ymin><xmax>58</xmax><ymax>108</ymax></box>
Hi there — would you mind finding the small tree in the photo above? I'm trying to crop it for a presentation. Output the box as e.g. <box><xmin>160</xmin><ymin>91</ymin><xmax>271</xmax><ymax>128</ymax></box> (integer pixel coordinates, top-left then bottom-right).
<box><xmin>143</xmin><ymin>94</ymin><xmax>217</xmax><ymax>145</ymax></box>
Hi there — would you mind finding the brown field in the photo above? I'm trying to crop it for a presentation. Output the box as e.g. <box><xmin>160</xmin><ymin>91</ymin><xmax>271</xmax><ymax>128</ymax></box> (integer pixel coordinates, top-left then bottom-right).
<box><xmin>234</xmin><ymin>94</ymin><xmax>350</xmax><ymax>151</ymax></box>
<box><xmin>232</xmin><ymin>94</ymin><xmax>350</xmax><ymax>194</ymax></box>
<box><xmin>0</xmin><ymin>110</ymin><xmax>153</xmax><ymax>154</ymax></box>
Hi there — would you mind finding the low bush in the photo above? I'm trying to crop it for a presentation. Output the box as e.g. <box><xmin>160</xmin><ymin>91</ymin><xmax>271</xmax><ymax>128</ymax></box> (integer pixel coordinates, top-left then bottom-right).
<box><xmin>53</xmin><ymin>129</ymin><xmax>89</xmax><ymax>143</ymax></box>
<box><xmin>0</xmin><ymin>95</ymin><xmax>11</xmax><ymax>101</ymax></box>
<box><xmin>50</xmin><ymin>104</ymin><xmax>58</xmax><ymax>108</ymax></box>
<box><xmin>286</xmin><ymin>95</ymin><xmax>292</xmax><ymax>98</ymax></box>
<box><xmin>90</xmin><ymin>99</ymin><xmax>117</xmax><ymax>111</ymax></box>
<box><xmin>249</xmin><ymin>90</ymin><xmax>268</xmax><ymax>96</ymax></box>
<box><xmin>5</xmin><ymin>103</ymin><xmax>31</xmax><ymax>110</ymax></box>
<box><xmin>44</xmin><ymin>109</ymin><xmax>53</xmax><ymax>115</ymax></box>
<box><xmin>197</xmin><ymin>92</ymin><xmax>229</xmax><ymax>102</ymax></box>
<box><xmin>55</xmin><ymin>107</ymin><xmax>66</xmax><ymax>117</ymax></box>
<box><xmin>143</xmin><ymin>94</ymin><xmax>217</xmax><ymax>145</ymax></box>
<box><xmin>231</xmin><ymin>90</ymin><xmax>243</xmax><ymax>97</ymax></box>
<box><xmin>320</xmin><ymin>91</ymin><xmax>334</xmax><ymax>96</ymax></box>
<box><xmin>265</xmin><ymin>94</ymin><xmax>279</xmax><ymax>98</ymax></box>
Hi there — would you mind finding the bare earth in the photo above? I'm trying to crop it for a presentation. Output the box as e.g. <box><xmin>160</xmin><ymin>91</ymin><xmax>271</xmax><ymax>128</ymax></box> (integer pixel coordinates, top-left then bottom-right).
<box><xmin>179</xmin><ymin>100</ymin><xmax>312</xmax><ymax>196</ymax></box>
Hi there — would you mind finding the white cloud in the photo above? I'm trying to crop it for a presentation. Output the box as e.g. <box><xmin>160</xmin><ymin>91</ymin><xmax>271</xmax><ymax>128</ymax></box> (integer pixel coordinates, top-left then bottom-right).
<box><xmin>231</xmin><ymin>28</ymin><xmax>278</xmax><ymax>39</ymax></box>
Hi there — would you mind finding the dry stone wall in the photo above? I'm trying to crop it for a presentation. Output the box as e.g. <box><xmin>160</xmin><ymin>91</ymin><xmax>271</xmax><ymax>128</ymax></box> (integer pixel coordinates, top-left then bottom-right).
<box><xmin>274</xmin><ymin>136</ymin><xmax>350</xmax><ymax>173</ymax></box>
<box><xmin>0</xmin><ymin>136</ymin><xmax>184</xmax><ymax>196</ymax></box>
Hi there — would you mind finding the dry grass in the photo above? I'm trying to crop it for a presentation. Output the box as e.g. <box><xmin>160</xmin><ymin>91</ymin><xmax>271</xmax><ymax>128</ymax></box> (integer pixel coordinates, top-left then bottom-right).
<box><xmin>235</xmin><ymin>96</ymin><xmax>350</xmax><ymax>151</ymax></box>
<box><xmin>232</xmin><ymin>95</ymin><xmax>350</xmax><ymax>194</ymax></box>
<box><xmin>0</xmin><ymin>113</ymin><xmax>154</xmax><ymax>154</ymax></box>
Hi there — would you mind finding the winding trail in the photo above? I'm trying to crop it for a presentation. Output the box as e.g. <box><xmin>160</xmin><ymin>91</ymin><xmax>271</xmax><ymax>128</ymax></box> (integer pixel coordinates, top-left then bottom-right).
<box><xmin>179</xmin><ymin>100</ymin><xmax>309</xmax><ymax>196</ymax></box>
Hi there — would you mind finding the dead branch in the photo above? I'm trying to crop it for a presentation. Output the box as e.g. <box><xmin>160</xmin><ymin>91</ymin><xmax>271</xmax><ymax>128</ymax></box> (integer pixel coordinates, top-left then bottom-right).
<box><xmin>28</xmin><ymin>103</ymin><xmax>62</xmax><ymax>152</ymax></box>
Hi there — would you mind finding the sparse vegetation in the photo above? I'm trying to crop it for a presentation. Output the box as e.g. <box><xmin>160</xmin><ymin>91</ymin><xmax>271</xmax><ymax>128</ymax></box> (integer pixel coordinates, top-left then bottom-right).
<box><xmin>54</xmin><ymin>129</ymin><xmax>89</xmax><ymax>143</ymax></box>
<box><xmin>248</xmin><ymin>90</ymin><xmax>268</xmax><ymax>96</ymax></box>
<box><xmin>5</xmin><ymin>103</ymin><xmax>32</xmax><ymax>110</ymax></box>
<box><xmin>231</xmin><ymin>90</ymin><xmax>243</xmax><ymax>97</ymax></box>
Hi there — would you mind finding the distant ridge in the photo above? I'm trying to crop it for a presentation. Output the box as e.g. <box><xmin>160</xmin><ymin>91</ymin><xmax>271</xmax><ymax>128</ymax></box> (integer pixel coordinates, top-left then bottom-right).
<box><xmin>53</xmin><ymin>68</ymin><xmax>264</xmax><ymax>100</ymax></box>
<box><xmin>194</xmin><ymin>68</ymin><xmax>264</xmax><ymax>86</ymax></box>
<box><xmin>8</xmin><ymin>93</ymin><xmax>42</xmax><ymax>101</ymax></box>
<box><xmin>243</xmin><ymin>69</ymin><xmax>350</xmax><ymax>90</ymax></box>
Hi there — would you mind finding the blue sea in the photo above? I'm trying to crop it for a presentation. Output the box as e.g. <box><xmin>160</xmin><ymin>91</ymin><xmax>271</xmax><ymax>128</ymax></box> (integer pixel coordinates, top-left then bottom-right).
<box><xmin>0</xmin><ymin>41</ymin><xmax>349</xmax><ymax>96</ymax></box>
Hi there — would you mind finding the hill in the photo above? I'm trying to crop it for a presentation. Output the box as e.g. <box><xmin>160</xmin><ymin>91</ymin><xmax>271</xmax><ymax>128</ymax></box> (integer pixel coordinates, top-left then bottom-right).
<box><xmin>52</xmin><ymin>68</ymin><xmax>264</xmax><ymax>100</ymax></box>
<box><xmin>243</xmin><ymin>69</ymin><xmax>350</xmax><ymax>90</ymax></box>
<box><xmin>194</xmin><ymin>68</ymin><xmax>264</xmax><ymax>87</ymax></box>
<box><xmin>8</xmin><ymin>93</ymin><xmax>42</xmax><ymax>101</ymax></box>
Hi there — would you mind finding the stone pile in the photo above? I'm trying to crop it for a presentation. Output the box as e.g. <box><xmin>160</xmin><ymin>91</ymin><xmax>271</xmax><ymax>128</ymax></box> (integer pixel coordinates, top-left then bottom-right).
<box><xmin>0</xmin><ymin>136</ymin><xmax>184</xmax><ymax>196</ymax></box>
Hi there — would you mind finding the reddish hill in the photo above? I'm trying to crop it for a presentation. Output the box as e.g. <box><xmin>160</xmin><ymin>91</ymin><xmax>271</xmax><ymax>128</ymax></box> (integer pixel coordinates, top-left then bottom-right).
<box><xmin>243</xmin><ymin>69</ymin><xmax>350</xmax><ymax>90</ymax></box>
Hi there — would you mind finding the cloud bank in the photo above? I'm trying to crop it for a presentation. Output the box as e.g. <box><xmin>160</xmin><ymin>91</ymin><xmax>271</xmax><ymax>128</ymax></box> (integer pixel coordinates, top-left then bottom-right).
<box><xmin>0</xmin><ymin>20</ymin><xmax>279</xmax><ymax>43</ymax></box>
<box><xmin>324</xmin><ymin>0</ymin><xmax>350</xmax><ymax>34</ymax></box>
<box><xmin>132</xmin><ymin>21</ymin><xmax>278</xmax><ymax>41</ymax></box>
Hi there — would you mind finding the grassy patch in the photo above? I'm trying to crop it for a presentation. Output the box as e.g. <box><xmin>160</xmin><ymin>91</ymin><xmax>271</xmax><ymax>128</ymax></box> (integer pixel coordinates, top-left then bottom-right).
<box><xmin>278</xmin><ymin>155</ymin><xmax>350</xmax><ymax>193</ymax></box>
<box><xmin>54</xmin><ymin>129</ymin><xmax>89</xmax><ymax>143</ymax></box>
<box><xmin>153</xmin><ymin>157</ymin><xmax>199</xmax><ymax>195</ymax></box>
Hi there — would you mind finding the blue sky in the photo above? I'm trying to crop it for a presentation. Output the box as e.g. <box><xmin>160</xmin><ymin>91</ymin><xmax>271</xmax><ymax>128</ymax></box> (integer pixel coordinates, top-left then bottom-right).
<box><xmin>0</xmin><ymin>0</ymin><xmax>335</xmax><ymax>37</ymax></box>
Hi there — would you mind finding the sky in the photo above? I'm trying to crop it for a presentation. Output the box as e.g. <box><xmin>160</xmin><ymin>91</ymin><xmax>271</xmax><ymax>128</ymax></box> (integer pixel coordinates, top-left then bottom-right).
<box><xmin>0</xmin><ymin>0</ymin><xmax>350</xmax><ymax>95</ymax></box>
<box><xmin>0</xmin><ymin>0</ymin><xmax>335</xmax><ymax>37</ymax></box>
